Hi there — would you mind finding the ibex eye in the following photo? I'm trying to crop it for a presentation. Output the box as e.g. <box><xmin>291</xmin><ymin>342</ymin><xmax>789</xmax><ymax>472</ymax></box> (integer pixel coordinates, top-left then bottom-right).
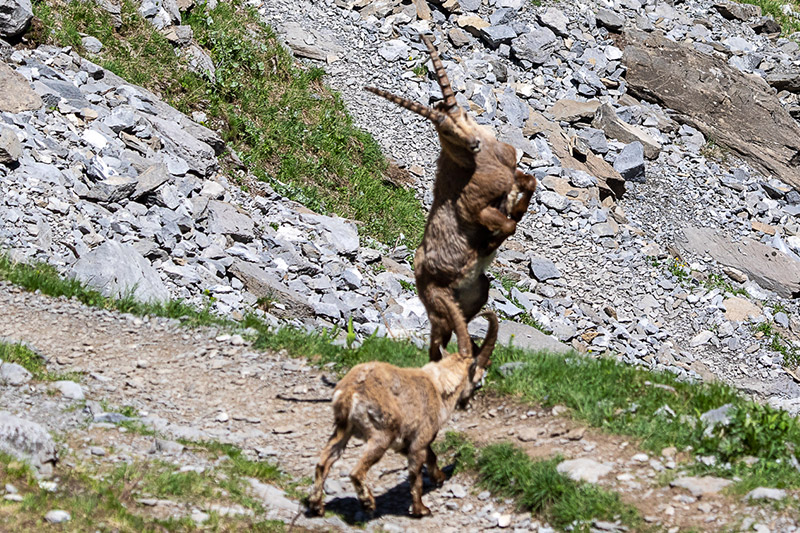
<box><xmin>471</xmin><ymin>140</ymin><xmax>481</xmax><ymax>153</ymax></box>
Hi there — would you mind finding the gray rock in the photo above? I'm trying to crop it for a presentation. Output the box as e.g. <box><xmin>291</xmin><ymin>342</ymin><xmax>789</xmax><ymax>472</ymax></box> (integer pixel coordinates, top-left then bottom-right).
<box><xmin>182</xmin><ymin>44</ymin><xmax>215</xmax><ymax>80</ymax></box>
<box><xmin>0</xmin><ymin>125</ymin><xmax>21</xmax><ymax>166</ymax></box>
<box><xmin>0</xmin><ymin>411</ymin><xmax>57</xmax><ymax>476</ymax></box>
<box><xmin>44</xmin><ymin>510</ymin><xmax>71</xmax><ymax>524</ymax></box>
<box><xmin>593</xmin><ymin>104</ymin><xmax>661</xmax><ymax>159</ymax></box>
<box><xmin>132</xmin><ymin>164</ymin><xmax>171</xmax><ymax>199</ymax></box>
<box><xmin>70</xmin><ymin>240</ymin><xmax>170</xmax><ymax>302</ymax></box>
<box><xmin>81</xmin><ymin>36</ymin><xmax>103</xmax><ymax>54</ymax></box>
<box><xmin>470</xmin><ymin>319</ymin><xmax>571</xmax><ymax>354</ymax></box>
<box><xmin>766</xmin><ymin>70</ymin><xmax>800</xmax><ymax>94</ymax></box>
<box><xmin>84</xmin><ymin>176</ymin><xmax>139</xmax><ymax>203</ymax></box>
<box><xmin>577</xmin><ymin>127</ymin><xmax>609</xmax><ymax>154</ymax></box>
<box><xmin>538</xmin><ymin>7</ymin><xmax>569</xmax><ymax>36</ymax></box>
<box><xmin>378</xmin><ymin>39</ymin><xmax>410</xmax><ymax>62</ymax></box>
<box><xmin>529</xmin><ymin>256</ymin><xmax>561</xmax><ymax>281</ymax></box>
<box><xmin>280</xmin><ymin>21</ymin><xmax>343</xmax><ymax>62</ymax></box>
<box><xmin>52</xmin><ymin>381</ymin><xmax>84</xmax><ymax>400</ymax></box>
<box><xmin>481</xmin><ymin>25</ymin><xmax>516</xmax><ymax>49</ymax></box>
<box><xmin>0</xmin><ymin>362</ymin><xmax>32</xmax><ymax>385</ymax></box>
<box><xmin>557</xmin><ymin>458</ymin><xmax>612</xmax><ymax>482</ymax></box>
<box><xmin>0</xmin><ymin>0</ymin><xmax>32</xmax><ymax>39</ymax></box>
<box><xmin>229</xmin><ymin>260</ymin><xmax>314</xmax><ymax>319</ymax></box>
<box><xmin>0</xmin><ymin>61</ymin><xmax>42</xmax><ymax>113</ymax></box>
<box><xmin>511</xmin><ymin>25</ymin><xmax>557</xmax><ymax>65</ymax></box>
<box><xmin>713</xmin><ymin>1</ymin><xmax>761</xmax><ymax>21</ymax></box>
<box><xmin>745</xmin><ymin>487</ymin><xmax>786</xmax><ymax>501</ymax></box>
<box><xmin>679</xmin><ymin>226</ymin><xmax>800</xmax><ymax>298</ymax></box>
<box><xmin>613</xmin><ymin>142</ymin><xmax>645</xmax><ymax>182</ymax></box>
<box><xmin>700</xmin><ymin>403</ymin><xmax>734</xmax><ymax>426</ymax></box>
<box><xmin>147</xmin><ymin>115</ymin><xmax>217</xmax><ymax>176</ymax></box>
<box><xmin>595</xmin><ymin>8</ymin><xmax>625</xmax><ymax>32</ymax></box>
<box><xmin>538</xmin><ymin>190</ymin><xmax>570</xmax><ymax>212</ymax></box>
<box><xmin>302</xmin><ymin>214</ymin><xmax>359</xmax><ymax>257</ymax></box>
<box><xmin>671</xmin><ymin>476</ymin><xmax>733</xmax><ymax>496</ymax></box>
<box><xmin>205</xmin><ymin>200</ymin><xmax>255</xmax><ymax>242</ymax></box>
<box><xmin>248</xmin><ymin>478</ymin><xmax>300</xmax><ymax>512</ymax></box>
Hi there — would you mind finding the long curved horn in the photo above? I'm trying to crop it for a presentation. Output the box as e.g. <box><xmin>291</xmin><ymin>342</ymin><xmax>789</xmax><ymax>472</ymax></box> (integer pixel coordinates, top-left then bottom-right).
<box><xmin>474</xmin><ymin>310</ymin><xmax>499</xmax><ymax>369</ymax></box>
<box><xmin>420</xmin><ymin>34</ymin><xmax>457</xmax><ymax>111</ymax></box>
<box><xmin>365</xmin><ymin>86</ymin><xmax>445</xmax><ymax>125</ymax></box>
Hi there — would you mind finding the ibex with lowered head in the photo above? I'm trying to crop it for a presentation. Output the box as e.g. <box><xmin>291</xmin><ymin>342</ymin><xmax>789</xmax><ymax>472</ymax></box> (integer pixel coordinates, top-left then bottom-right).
<box><xmin>308</xmin><ymin>311</ymin><xmax>497</xmax><ymax>517</ymax></box>
<box><xmin>366</xmin><ymin>35</ymin><xmax>536</xmax><ymax>362</ymax></box>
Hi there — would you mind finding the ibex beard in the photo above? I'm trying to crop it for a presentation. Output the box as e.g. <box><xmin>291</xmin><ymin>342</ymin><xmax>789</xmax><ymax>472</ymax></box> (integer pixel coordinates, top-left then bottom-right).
<box><xmin>308</xmin><ymin>311</ymin><xmax>498</xmax><ymax>518</ymax></box>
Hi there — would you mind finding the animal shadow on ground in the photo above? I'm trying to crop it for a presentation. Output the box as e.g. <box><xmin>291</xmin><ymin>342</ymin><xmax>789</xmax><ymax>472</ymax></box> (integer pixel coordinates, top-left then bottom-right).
<box><xmin>305</xmin><ymin>464</ymin><xmax>457</xmax><ymax>523</ymax></box>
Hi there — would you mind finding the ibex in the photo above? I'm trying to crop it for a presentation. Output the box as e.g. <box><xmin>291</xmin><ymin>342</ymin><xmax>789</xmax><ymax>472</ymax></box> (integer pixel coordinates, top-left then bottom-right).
<box><xmin>367</xmin><ymin>35</ymin><xmax>536</xmax><ymax>362</ymax></box>
<box><xmin>308</xmin><ymin>311</ymin><xmax>498</xmax><ymax>518</ymax></box>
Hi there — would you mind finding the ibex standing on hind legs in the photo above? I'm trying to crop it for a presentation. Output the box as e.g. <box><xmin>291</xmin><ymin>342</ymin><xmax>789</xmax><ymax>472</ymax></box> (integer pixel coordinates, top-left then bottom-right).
<box><xmin>308</xmin><ymin>312</ymin><xmax>498</xmax><ymax>518</ymax></box>
<box><xmin>366</xmin><ymin>35</ymin><xmax>537</xmax><ymax>362</ymax></box>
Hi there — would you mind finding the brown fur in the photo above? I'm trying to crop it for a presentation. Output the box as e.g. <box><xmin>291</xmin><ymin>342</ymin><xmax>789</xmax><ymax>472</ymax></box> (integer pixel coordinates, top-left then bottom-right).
<box><xmin>367</xmin><ymin>35</ymin><xmax>536</xmax><ymax>362</ymax></box>
<box><xmin>308</xmin><ymin>312</ymin><xmax>499</xmax><ymax>518</ymax></box>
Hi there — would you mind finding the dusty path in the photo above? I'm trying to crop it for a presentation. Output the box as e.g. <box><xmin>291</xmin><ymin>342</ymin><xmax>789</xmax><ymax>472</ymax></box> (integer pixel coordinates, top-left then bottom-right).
<box><xmin>0</xmin><ymin>281</ymin><xmax>791</xmax><ymax>531</ymax></box>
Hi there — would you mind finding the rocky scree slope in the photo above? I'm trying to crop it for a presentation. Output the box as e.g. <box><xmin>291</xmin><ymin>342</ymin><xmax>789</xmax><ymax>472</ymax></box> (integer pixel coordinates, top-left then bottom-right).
<box><xmin>262</xmin><ymin>0</ymin><xmax>800</xmax><ymax>405</ymax></box>
<box><xmin>0</xmin><ymin>0</ymin><xmax>799</xmax><ymax>408</ymax></box>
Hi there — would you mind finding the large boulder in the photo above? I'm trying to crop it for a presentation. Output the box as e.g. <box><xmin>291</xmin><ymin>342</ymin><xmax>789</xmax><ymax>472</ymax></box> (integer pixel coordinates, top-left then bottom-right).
<box><xmin>228</xmin><ymin>260</ymin><xmax>314</xmax><ymax>319</ymax></box>
<box><xmin>0</xmin><ymin>61</ymin><xmax>42</xmax><ymax>113</ymax></box>
<box><xmin>0</xmin><ymin>0</ymin><xmax>32</xmax><ymax>39</ymax></box>
<box><xmin>623</xmin><ymin>31</ymin><xmax>800</xmax><ymax>192</ymax></box>
<box><xmin>0</xmin><ymin>411</ymin><xmax>57</xmax><ymax>476</ymax></box>
<box><xmin>70</xmin><ymin>240</ymin><xmax>170</xmax><ymax>302</ymax></box>
<box><xmin>679</xmin><ymin>226</ymin><xmax>800</xmax><ymax>298</ymax></box>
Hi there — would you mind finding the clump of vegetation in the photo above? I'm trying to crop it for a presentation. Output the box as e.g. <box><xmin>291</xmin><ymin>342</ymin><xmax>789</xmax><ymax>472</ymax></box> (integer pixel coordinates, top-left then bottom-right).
<box><xmin>0</xmin><ymin>341</ymin><xmax>80</xmax><ymax>382</ymax></box>
<box><xmin>436</xmin><ymin>434</ymin><xmax>641</xmax><ymax>531</ymax></box>
<box><xmin>0</xmin><ymin>253</ymin><xmax>225</xmax><ymax>327</ymax></box>
<box><xmin>737</xmin><ymin>0</ymin><xmax>800</xmax><ymax>35</ymax></box>
<box><xmin>753</xmin><ymin>320</ymin><xmax>800</xmax><ymax>369</ymax></box>
<box><xmin>32</xmin><ymin>0</ymin><xmax>425</xmax><ymax>247</ymax></box>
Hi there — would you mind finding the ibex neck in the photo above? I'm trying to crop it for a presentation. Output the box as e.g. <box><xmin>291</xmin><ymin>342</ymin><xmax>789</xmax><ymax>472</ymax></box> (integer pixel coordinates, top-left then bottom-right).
<box><xmin>423</xmin><ymin>357</ymin><xmax>472</xmax><ymax>426</ymax></box>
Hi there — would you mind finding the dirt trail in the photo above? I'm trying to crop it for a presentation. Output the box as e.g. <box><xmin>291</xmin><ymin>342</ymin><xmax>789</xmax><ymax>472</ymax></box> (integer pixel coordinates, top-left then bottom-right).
<box><xmin>0</xmin><ymin>282</ymin><xmax>787</xmax><ymax>531</ymax></box>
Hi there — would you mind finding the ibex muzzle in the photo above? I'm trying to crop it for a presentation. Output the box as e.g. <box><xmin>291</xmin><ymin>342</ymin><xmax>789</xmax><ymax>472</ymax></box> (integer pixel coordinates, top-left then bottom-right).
<box><xmin>308</xmin><ymin>311</ymin><xmax>498</xmax><ymax>518</ymax></box>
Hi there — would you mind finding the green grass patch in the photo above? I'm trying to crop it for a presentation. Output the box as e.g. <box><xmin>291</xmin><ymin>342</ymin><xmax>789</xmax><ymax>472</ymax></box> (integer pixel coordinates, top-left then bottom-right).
<box><xmin>32</xmin><ymin>0</ymin><xmax>425</xmax><ymax>247</ymax></box>
<box><xmin>246</xmin><ymin>322</ymin><xmax>428</xmax><ymax>372</ymax></box>
<box><xmin>736</xmin><ymin>0</ymin><xmax>800</xmax><ymax>35</ymax></box>
<box><xmin>0</xmin><ymin>341</ymin><xmax>80</xmax><ymax>382</ymax></box>
<box><xmin>488</xmin><ymin>346</ymin><xmax>800</xmax><ymax>490</ymax></box>
<box><xmin>0</xmin><ymin>253</ymin><xmax>227</xmax><ymax>328</ymax></box>
<box><xmin>437</xmin><ymin>434</ymin><xmax>641</xmax><ymax>531</ymax></box>
<box><xmin>184</xmin><ymin>440</ymin><xmax>282</xmax><ymax>484</ymax></box>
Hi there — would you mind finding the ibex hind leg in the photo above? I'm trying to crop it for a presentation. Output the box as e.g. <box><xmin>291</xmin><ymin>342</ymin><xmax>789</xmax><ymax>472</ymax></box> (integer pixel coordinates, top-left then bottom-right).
<box><xmin>309</xmin><ymin>423</ymin><xmax>350</xmax><ymax>515</ymax></box>
<box><xmin>408</xmin><ymin>445</ymin><xmax>432</xmax><ymax>517</ymax></box>
<box><xmin>425</xmin><ymin>444</ymin><xmax>446</xmax><ymax>486</ymax></box>
<box><xmin>350</xmin><ymin>435</ymin><xmax>391</xmax><ymax>513</ymax></box>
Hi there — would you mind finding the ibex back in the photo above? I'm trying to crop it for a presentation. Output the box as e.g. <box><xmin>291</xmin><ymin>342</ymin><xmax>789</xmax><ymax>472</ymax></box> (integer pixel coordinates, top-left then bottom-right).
<box><xmin>366</xmin><ymin>35</ymin><xmax>536</xmax><ymax>361</ymax></box>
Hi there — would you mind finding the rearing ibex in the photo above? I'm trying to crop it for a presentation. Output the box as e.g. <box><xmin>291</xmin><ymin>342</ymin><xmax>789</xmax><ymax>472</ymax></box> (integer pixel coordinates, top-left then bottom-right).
<box><xmin>367</xmin><ymin>35</ymin><xmax>536</xmax><ymax>361</ymax></box>
<box><xmin>308</xmin><ymin>311</ymin><xmax>498</xmax><ymax>517</ymax></box>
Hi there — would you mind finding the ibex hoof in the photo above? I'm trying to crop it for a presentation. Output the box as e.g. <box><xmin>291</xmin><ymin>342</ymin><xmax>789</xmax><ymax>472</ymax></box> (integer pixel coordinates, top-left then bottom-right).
<box><xmin>360</xmin><ymin>496</ymin><xmax>376</xmax><ymax>513</ymax></box>
<box><xmin>308</xmin><ymin>500</ymin><xmax>325</xmax><ymax>516</ymax></box>
<box><xmin>411</xmin><ymin>504</ymin><xmax>431</xmax><ymax>517</ymax></box>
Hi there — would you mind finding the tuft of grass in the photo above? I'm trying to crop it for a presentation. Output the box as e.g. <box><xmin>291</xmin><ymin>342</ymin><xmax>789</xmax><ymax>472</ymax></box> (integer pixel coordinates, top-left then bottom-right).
<box><xmin>0</xmin><ymin>253</ymin><xmax>228</xmax><ymax>327</ymax></box>
<box><xmin>184</xmin><ymin>440</ymin><xmax>283</xmax><ymax>484</ymax></box>
<box><xmin>0</xmin><ymin>341</ymin><xmax>80</xmax><ymax>382</ymax></box>
<box><xmin>705</xmin><ymin>272</ymin><xmax>747</xmax><ymax>296</ymax></box>
<box><xmin>245</xmin><ymin>322</ymin><xmax>428</xmax><ymax>372</ymax></box>
<box><xmin>736</xmin><ymin>0</ymin><xmax>800</xmax><ymax>35</ymax></box>
<box><xmin>752</xmin><ymin>320</ymin><xmax>800</xmax><ymax>369</ymax></box>
<box><xmin>438</xmin><ymin>436</ymin><xmax>641</xmax><ymax>531</ymax></box>
<box><xmin>32</xmin><ymin>0</ymin><xmax>425</xmax><ymax>247</ymax></box>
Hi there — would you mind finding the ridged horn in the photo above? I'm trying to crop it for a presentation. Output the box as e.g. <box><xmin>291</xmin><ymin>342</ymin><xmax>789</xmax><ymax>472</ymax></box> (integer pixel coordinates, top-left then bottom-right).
<box><xmin>420</xmin><ymin>34</ymin><xmax>457</xmax><ymax>111</ymax></box>
<box><xmin>474</xmin><ymin>310</ymin><xmax>499</xmax><ymax>369</ymax></box>
<box><xmin>365</xmin><ymin>86</ymin><xmax>445</xmax><ymax>125</ymax></box>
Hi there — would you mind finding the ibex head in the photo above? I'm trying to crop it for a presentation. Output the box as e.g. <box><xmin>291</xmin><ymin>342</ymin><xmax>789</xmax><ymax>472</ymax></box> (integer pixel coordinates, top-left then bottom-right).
<box><xmin>366</xmin><ymin>34</ymin><xmax>483</xmax><ymax>159</ymax></box>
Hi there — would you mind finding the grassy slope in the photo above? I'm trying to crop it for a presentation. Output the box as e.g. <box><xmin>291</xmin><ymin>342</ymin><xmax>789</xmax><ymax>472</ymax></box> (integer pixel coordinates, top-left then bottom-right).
<box><xmin>31</xmin><ymin>0</ymin><xmax>425</xmax><ymax>247</ymax></box>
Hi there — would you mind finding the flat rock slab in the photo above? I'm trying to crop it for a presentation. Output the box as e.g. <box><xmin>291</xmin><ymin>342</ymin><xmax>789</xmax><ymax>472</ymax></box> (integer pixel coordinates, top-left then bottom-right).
<box><xmin>0</xmin><ymin>61</ymin><xmax>42</xmax><ymax>113</ymax></box>
<box><xmin>279</xmin><ymin>21</ymin><xmax>343</xmax><ymax>62</ymax></box>
<box><xmin>70</xmin><ymin>239</ymin><xmax>170</xmax><ymax>303</ymax></box>
<box><xmin>470</xmin><ymin>318</ymin><xmax>571</xmax><ymax>355</ymax></box>
<box><xmin>228</xmin><ymin>260</ymin><xmax>314</xmax><ymax>319</ymax></box>
<box><xmin>671</xmin><ymin>476</ymin><xmax>733</xmax><ymax>496</ymax></box>
<box><xmin>557</xmin><ymin>458</ymin><xmax>612</xmax><ymax>483</ymax></box>
<box><xmin>722</xmin><ymin>297</ymin><xmax>761</xmax><ymax>322</ymax></box>
<box><xmin>623</xmin><ymin>30</ymin><xmax>800</xmax><ymax>192</ymax></box>
<box><xmin>679</xmin><ymin>226</ymin><xmax>800</xmax><ymax>298</ymax></box>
